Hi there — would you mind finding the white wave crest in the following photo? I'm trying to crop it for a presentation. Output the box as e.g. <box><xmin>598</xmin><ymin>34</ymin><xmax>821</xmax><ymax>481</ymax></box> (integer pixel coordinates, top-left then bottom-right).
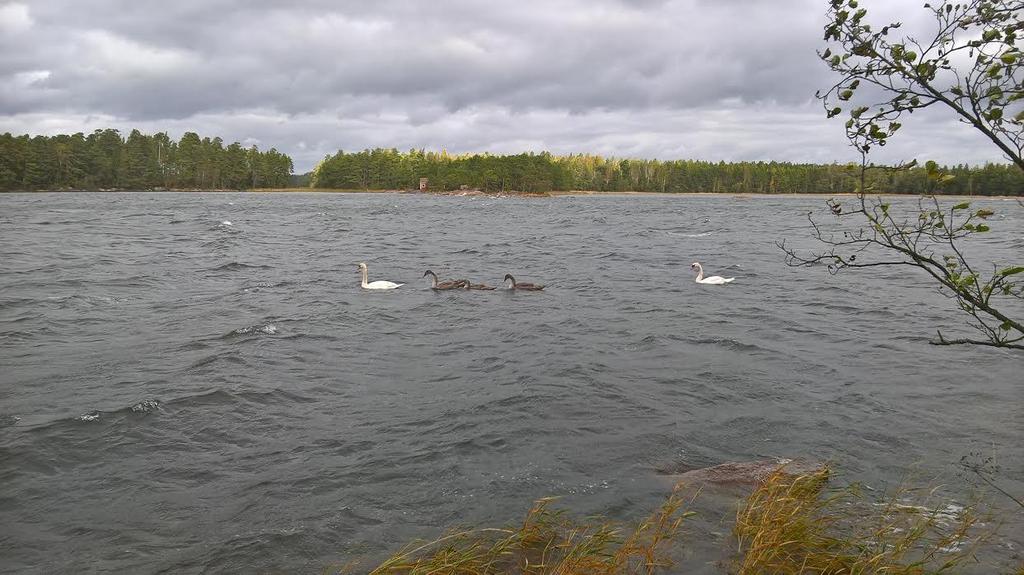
<box><xmin>130</xmin><ymin>399</ymin><xmax>160</xmax><ymax>413</ymax></box>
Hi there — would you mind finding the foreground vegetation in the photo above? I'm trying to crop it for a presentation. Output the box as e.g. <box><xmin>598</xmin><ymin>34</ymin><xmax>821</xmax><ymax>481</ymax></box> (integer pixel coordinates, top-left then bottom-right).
<box><xmin>0</xmin><ymin>129</ymin><xmax>294</xmax><ymax>191</ymax></box>
<box><xmin>309</xmin><ymin>148</ymin><xmax>1024</xmax><ymax>195</ymax></box>
<box><xmin>350</xmin><ymin>467</ymin><xmax>1018</xmax><ymax>575</ymax></box>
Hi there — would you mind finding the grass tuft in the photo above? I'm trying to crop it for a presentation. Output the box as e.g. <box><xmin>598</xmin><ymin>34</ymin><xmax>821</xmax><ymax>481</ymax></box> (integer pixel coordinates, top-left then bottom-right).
<box><xmin>358</xmin><ymin>467</ymin><xmax>1005</xmax><ymax>574</ymax></box>
<box><xmin>734</xmin><ymin>466</ymin><xmax>985</xmax><ymax>574</ymax></box>
<box><xmin>367</xmin><ymin>492</ymin><xmax>694</xmax><ymax>575</ymax></box>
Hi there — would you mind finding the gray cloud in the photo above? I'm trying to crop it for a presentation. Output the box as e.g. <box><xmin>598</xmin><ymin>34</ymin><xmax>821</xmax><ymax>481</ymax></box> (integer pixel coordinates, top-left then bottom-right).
<box><xmin>0</xmin><ymin>0</ymin><xmax>1009</xmax><ymax>171</ymax></box>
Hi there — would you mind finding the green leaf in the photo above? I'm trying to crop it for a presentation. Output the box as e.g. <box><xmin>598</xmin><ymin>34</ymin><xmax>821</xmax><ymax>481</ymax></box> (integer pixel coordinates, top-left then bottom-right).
<box><xmin>982</xmin><ymin>29</ymin><xmax>1000</xmax><ymax>42</ymax></box>
<box><xmin>1001</xmin><ymin>53</ymin><xmax>1018</xmax><ymax>65</ymax></box>
<box><xmin>839</xmin><ymin>89</ymin><xmax>854</xmax><ymax>100</ymax></box>
<box><xmin>975</xmin><ymin>224</ymin><xmax>990</xmax><ymax>232</ymax></box>
<box><xmin>952</xmin><ymin>202</ymin><xmax>970</xmax><ymax>210</ymax></box>
<box><xmin>976</xmin><ymin>209</ymin><xmax>994</xmax><ymax>218</ymax></box>
<box><xmin>925</xmin><ymin>160</ymin><xmax>938</xmax><ymax>173</ymax></box>
<box><xmin>999</xmin><ymin>321</ymin><xmax>1013</xmax><ymax>331</ymax></box>
<box><xmin>939</xmin><ymin>174</ymin><xmax>956</xmax><ymax>183</ymax></box>
<box><xmin>998</xmin><ymin>266</ymin><xmax>1024</xmax><ymax>277</ymax></box>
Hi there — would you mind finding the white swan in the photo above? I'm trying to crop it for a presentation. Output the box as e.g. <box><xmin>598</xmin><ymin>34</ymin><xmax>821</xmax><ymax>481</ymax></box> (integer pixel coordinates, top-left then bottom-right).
<box><xmin>358</xmin><ymin>262</ymin><xmax>403</xmax><ymax>290</ymax></box>
<box><xmin>691</xmin><ymin>262</ymin><xmax>734</xmax><ymax>285</ymax></box>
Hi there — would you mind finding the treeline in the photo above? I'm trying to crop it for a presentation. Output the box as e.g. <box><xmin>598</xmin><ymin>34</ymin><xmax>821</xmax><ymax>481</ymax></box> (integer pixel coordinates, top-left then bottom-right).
<box><xmin>0</xmin><ymin>129</ymin><xmax>294</xmax><ymax>191</ymax></box>
<box><xmin>310</xmin><ymin>149</ymin><xmax>1024</xmax><ymax>195</ymax></box>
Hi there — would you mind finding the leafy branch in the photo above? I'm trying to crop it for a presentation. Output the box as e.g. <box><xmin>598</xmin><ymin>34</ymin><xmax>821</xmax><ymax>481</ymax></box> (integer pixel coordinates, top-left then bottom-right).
<box><xmin>783</xmin><ymin>0</ymin><xmax>1024</xmax><ymax>349</ymax></box>
<box><xmin>819</xmin><ymin>0</ymin><xmax>1023</xmax><ymax>169</ymax></box>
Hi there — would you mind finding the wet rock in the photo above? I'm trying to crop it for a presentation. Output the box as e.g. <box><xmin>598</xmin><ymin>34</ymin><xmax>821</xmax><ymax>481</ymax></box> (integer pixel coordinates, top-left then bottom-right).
<box><xmin>670</xmin><ymin>458</ymin><xmax>825</xmax><ymax>488</ymax></box>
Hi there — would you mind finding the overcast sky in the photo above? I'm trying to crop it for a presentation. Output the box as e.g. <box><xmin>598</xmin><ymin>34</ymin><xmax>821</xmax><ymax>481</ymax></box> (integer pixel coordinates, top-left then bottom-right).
<box><xmin>0</xmin><ymin>0</ymin><xmax>1005</xmax><ymax>172</ymax></box>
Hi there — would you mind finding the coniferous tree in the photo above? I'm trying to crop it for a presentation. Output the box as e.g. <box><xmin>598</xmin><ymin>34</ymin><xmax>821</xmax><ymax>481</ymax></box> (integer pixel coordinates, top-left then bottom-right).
<box><xmin>0</xmin><ymin>129</ymin><xmax>294</xmax><ymax>191</ymax></box>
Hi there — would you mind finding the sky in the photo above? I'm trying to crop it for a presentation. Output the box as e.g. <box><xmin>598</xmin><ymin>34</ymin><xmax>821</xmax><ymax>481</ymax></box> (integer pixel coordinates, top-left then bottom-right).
<box><xmin>0</xmin><ymin>0</ymin><xmax>1006</xmax><ymax>172</ymax></box>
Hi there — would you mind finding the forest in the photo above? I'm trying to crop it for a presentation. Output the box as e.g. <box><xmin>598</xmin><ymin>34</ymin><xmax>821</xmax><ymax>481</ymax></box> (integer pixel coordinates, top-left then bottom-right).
<box><xmin>0</xmin><ymin>129</ymin><xmax>294</xmax><ymax>191</ymax></box>
<box><xmin>310</xmin><ymin>148</ymin><xmax>1024</xmax><ymax>195</ymax></box>
<box><xmin>4</xmin><ymin>132</ymin><xmax>1022</xmax><ymax>195</ymax></box>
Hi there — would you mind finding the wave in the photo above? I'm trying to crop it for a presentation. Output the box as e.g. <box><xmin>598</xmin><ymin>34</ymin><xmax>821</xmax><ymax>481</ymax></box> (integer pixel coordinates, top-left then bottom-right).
<box><xmin>187</xmin><ymin>352</ymin><xmax>249</xmax><ymax>370</ymax></box>
<box><xmin>208</xmin><ymin>262</ymin><xmax>274</xmax><ymax>272</ymax></box>
<box><xmin>669</xmin><ymin>231</ymin><xmax>715</xmax><ymax>238</ymax></box>
<box><xmin>33</xmin><ymin>388</ymin><xmax>316</xmax><ymax>432</ymax></box>
<box><xmin>240</xmin><ymin>280</ymin><xmax>296</xmax><ymax>293</ymax></box>
<box><xmin>52</xmin><ymin>399</ymin><xmax>164</xmax><ymax>427</ymax></box>
<box><xmin>165</xmin><ymin>387</ymin><xmax>317</xmax><ymax>410</ymax></box>
<box><xmin>24</xmin><ymin>386</ymin><xmax>315</xmax><ymax>434</ymax></box>
<box><xmin>224</xmin><ymin>323</ymin><xmax>278</xmax><ymax>337</ymax></box>
<box><xmin>686</xmin><ymin>336</ymin><xmax>770</xmax><ymax>354</ymax></box>
<box><xmin>0</xmin><ymin>414</ymin><xmax>21</xmax><ymax>428</ymax></box>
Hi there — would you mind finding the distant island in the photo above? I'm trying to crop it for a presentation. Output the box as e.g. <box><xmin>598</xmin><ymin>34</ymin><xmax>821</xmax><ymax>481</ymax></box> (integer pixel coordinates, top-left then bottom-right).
<box><xmin>2</xmin><ymin>129</ymin><xmax>1022</xmax><ymax>195</ymax></box>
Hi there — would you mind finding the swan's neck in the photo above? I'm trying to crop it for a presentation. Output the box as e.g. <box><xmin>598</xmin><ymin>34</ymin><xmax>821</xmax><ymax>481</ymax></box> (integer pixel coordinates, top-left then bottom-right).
<box><xmin>694</xmin><ymin>265</ymin><xmax>703</xmax><ymax>281</ymax></box>
<box><xmin>360</xmin><ymin>267</ymin><xmax>369</xmax><ymax>287</ymax></box>
<box><xmin>428</xmin><ymin>273</ymin><xmax>438</xmax><ymax>288</ymax></box>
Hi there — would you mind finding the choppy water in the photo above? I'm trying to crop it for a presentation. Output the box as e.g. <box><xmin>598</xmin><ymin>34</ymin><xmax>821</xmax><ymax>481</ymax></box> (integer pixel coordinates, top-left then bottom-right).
<box><xmin>1</xmin><ymin>192</ymin><xmax>1022</xmax><ymax>573</ymax></box>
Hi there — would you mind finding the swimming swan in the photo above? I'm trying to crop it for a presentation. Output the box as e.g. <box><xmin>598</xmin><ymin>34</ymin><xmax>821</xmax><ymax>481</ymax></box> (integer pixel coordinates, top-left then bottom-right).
<box><xmin>504</xmin><ymin>274</ymin><xmax>545</xmax><ymax>291</ymax></box>
<box><xmin>423</xmin><ymin>270</ymin><xmax>468</xmax><ymax>290</ymax></box>
<box><xmin>358</xmin><ymin>262</ymin><xmax>403</xmax><ymax>290</ymax></box>
<box><xmin>690</xmin><ymin>262</ymin><xmax>734</xmax><ymax>285</ymax></box>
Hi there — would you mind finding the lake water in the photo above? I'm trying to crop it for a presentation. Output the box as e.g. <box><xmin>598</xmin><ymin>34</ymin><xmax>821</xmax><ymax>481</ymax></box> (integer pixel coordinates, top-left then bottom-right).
<box><xmin>1</xmin><ymin>192</ymin><xmax>1022</xmax><ymax>573</ymax></box>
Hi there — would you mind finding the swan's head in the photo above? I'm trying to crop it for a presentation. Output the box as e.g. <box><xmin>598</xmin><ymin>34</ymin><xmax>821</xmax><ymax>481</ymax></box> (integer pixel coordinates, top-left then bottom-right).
<box><xmin>358</xmin><ymin>262</ymin><xmax>367</xmax><ymax>271</ymax></box>
<box><xmin>503</xmin><ymin>273</ymin><xmax>515</xmax><ymax>284</ymax></box>
<box><xmin>422</xmin><ymin>270</ymin><xmax>436</xmax><ymax>278</ymax></box>
<box><xmin>690</xmin><ymin>262</ymin><xmax>701</xmax><ymax>271</ymax></box>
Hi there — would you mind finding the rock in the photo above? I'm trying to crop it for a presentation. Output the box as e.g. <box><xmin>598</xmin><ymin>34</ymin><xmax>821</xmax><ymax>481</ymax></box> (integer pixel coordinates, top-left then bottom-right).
<box><xmin>670</xmin><ymin>458</ymin><xmax>825</xmax><ymax>489</ymax></box>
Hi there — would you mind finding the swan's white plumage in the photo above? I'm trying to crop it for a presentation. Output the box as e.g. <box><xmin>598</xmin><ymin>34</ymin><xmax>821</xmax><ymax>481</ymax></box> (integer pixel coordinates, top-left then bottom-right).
<box><xmin>698</xmin><ymin>275</ymin><xmax>734</xmax><ymax>285</ymax></box>
<box><xmin>358</xmin><ymin>262</ymin><xmax>403</xmax><ymax>290</ymax></box>
<box><xmin>690</xmin><ymin>262</ymin><xmax>735</xmax><ymax>285</ymax></box>
<box><xmin>364</xmin><ymin>280</ymin><xmax>404</xmax><ymax>289</ymax></box>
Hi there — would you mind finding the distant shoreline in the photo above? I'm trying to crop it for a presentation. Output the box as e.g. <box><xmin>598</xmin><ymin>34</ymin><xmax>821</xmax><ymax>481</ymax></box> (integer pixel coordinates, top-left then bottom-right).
<box><xmin>2</xmin><ymin>188</ymin><xmax>1022</xmax><ymax>199</ymax></box>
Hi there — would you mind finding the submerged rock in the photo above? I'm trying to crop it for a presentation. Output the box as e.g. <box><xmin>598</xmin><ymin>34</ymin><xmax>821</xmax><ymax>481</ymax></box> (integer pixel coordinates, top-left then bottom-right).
<box><xmin>670</xmin><ymin>458</ymin><xmax>824</xmax><ymax>488</ymax></box>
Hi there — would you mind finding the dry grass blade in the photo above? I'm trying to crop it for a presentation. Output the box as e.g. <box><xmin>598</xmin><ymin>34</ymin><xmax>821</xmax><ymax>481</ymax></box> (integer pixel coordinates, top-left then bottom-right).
<box><xmin>366</xmin><ymin>492</ymin><xmax>693</xmax><ymax>575</ymax></box>
<box><xmin>734</xmin><ymin>467</ymin><xmax>987</xmax><ymax>575</ymax></box>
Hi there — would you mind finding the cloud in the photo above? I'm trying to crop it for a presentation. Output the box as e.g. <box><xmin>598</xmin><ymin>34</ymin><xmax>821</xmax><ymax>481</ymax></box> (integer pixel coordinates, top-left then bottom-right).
<box><xmin>0</xmin><ymin>0</ymin><xmax>1013</xmax><ymax>171</ymax></box>
<box><xmin>0</xmin><ymin>2</ymin><xmax>31</xmax><ymax>33</ymax></box>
